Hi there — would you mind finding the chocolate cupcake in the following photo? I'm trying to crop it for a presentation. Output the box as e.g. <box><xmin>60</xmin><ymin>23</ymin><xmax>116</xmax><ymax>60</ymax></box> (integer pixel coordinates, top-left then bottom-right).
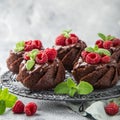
<box><xmin>16</xmin><ymin>48</ymin><xmax>65</xmax><ymax>91</ymax></box>
<box><xmin>54</xmin><ymin>30</ymin><xmax>86</xmax><ymax>71</ymax></box>
<box><xmin>6</xmin><ymin>40</ymin><xmax>43</xmax><ymax>74</ymax></box>
<box><xmin>72</xmin><ymin>46</ymin><xmax>119</xmax><ymax>89</ymax></box>
<box><xmin>95</xmin><ymin>33</ymin><xmax>120</xmax><ymax>76</ymax></box>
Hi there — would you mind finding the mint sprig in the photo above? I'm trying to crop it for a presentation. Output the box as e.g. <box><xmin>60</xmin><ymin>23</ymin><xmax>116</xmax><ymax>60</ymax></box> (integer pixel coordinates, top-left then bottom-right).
<box><xmin>85</xmin><ymin>46</ymin><xmax>111</xmax><ymax>56</ymax></box>
<box><xmin>62</xmin><ymin>29</ymin><xmax>72</xmax><ymax>38</ymax></box>
<box><xmin>14</xmin><ymin>41</ymin><xmax>25</xmax><ymax>52</ymax></box>
<box><xmin>54</xmin><ymin>78</ymin><xmax>94</xmax><ymax>97</ymax></box>
<box><xmin>98</xmin><ymin>33</ymin><xmax>115</xmax><ymax>41</ymax></box>
<box><xmin>25</xmin><ymin>49</ymin><xmax>39</xmax><ymax>70</ymax></box>
<box><xmin>0</xmin><ymin>88</ymin><xmax>18</xmax><ymax>115</ymax></box>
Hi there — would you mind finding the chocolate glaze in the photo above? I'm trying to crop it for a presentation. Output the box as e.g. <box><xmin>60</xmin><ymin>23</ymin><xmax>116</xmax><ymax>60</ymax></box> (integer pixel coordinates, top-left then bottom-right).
<box><xmin>72</xmin><ymin>57</ymin><xmax>119</xmax><ymax>89</ymax></box>
<box><xmin>16</xmin><ymin>58</ymin><xmax>65</xmax><ymax>91</ymax></box>
<box><xmin>54</xmin><ymin>40</ymin><xmax>86</xmax><ymax>71</ymax></box>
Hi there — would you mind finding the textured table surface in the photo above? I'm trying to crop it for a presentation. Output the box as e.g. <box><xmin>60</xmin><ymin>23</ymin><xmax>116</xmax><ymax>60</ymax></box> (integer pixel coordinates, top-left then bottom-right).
<box><xmin>0</xmin><ymin>0</ymin><xmax>120</xmax><ymax>120</ymax></box>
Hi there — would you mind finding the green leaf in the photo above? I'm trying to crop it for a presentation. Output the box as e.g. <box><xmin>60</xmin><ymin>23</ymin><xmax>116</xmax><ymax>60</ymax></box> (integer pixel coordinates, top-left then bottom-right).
<box><xmin>14</xmin><ymin>41</ymin><xmax>25</xmax><ymax>52</ymax></box>
<box><xmin>77</xmin><ymin>81</ymin><xmax>93</xmax><ymax>95</ymax></box>
<box><xmin>85</xmin><ymin>47</ymin><xmax>94</xmax><ymax>52</ymax></box>
<box><xmin>96</xmin><ymin>48</ymin><xmax>111</xmax><ymax>56</ymax></box>
<box><xmin>26</xmin><ymin>59</ymin><xmax>35</xmax><ymax>70</ymax></box>
<box><xmin>0</xmin><ymin>100</ymin><xmax>6</xmax><ymax>115</ymax></box>
<box><xmin>54</xmin><ymin>82</ymin><xmax>69</xmax><ymax>94</ymax></box>
<box><xmin>28</xmin><ymin>49</ymin><xmax>39</xmax><ymax>60</ymax></box>
<box><xmin>98</xmin><ymin>33</ymin><xmax>106</xmax><ymax>41</ymax></box>
<box><xmin>106</xmin><ymin>35</ymin><xmax>115</xmax><ymax>40</ymax></box>
<box><xmin>67</xmin><ymin>78</ymin><xmax>76</xmax><ymax>88</ymax></box>
<box><xmin>62</xmin><ymin>29</ymin><xmax>72</xmax><ymax>38</ymax></box>
<box><xmin>68</xmin><ymin>88</ymin><xmax>77</xmax><ymax>97</ymax></box>
<box><xmin>94</xmin><ymin>45</ymin><xmax>99</xmax><ymax>51</ymax></box>
<box><xmin>0</xmin><ymin>88</ymin><xmax>9</xmax><ymax>100</ymax></box>
<box><xmin>5</xmin><ymin>94</ymin><xmax>18</xmax><ymax>108</ymax></box>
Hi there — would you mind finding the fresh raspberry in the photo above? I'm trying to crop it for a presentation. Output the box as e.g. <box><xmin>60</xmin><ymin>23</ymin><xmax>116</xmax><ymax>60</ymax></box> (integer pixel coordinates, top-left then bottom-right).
<box><xmin>12</xmin><ymin>100</ymin><xmax>24</xmax><ymax>114</ymax></box>
<box><xmin>85</xmin><ymin>52</ymin><xmax>101</xmax><ymax>64</ymax></box>
<box><xmin>32</xmin><ymin>40</ymin><xmax>42</xmax><ymax>49</ymax></box>
<box><xmin>23</xmin><ymin>52</ymin><xmax>30</xmax><ymax>60</ymax></box>
<box><xmin>105</xmin><ymin>102</ymin><xmax>119</xmax><ymax>116</ymax></box>
<box><xmin>55</xmin><ymin>35</ymin><xmax>66</xmax><ymax>46</ymax></box>
<box><xmin>113</xmin><ymin>38</ymin><xmax>120</xmax><ymax>47</ymax></box>
<box><xmin>25</xmin><ymin>40</ymin><xmax>32</xmax><ymax>45</ymax></box>
<box><xmin>81</xmin><ymin>51</ymin><xmax>89</xmax><ymax>59</ymax></box>
<box><xmin>35</xmin><ymin>51</ymin><xmax>48</xmax><ymax>64</ymax></box>
<box><xmin>24</xmin><ymin>102</ymin><xmax>37</xmax><ymax>116</ymax></box>
<box><xmin>45</xmin><ymin>48</ymin><xmax>57</xmax><ymax>61</ymax></box>
<box><xmin>103</xmin><ymin>41</ymin><xmax>113</xmax><ymax>49</ymax></box>
<box><xmin>65</xmin><ymin>34</ymin><xmax>78</xmax><ymax>45</ymax></box>
<box><xmin>101</xmin><ymin>55</ymin><xmax>110</xmax><ymax>63</ymax></box>
<box><xmin>95</xmin><ymin>40</ymin><xmax>103</xmax><ymax>48</ymax></box>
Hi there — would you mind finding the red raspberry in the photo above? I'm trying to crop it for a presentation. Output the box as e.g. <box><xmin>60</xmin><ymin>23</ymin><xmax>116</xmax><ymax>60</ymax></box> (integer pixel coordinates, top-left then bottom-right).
<box><xmin>35</xmin><ymin>51</ymin><xmax>48</xmax><ymax>64</ymax></box>
<box><xmin>45</xmin><ymin>48</ymin><xmax>57</xmax><ymax>61</ymax></box>
<box><xmin>85</xmin><ymin>52</ymin><xmax>101</xmax><ymax>64</ymax></box>
<box><xmin>32</xmin><ymin>40</ymin><xmax>42</xmax><ymax>49</ymax></box>
<box><xmin>66</xmin><ymin>34</ymin><xmax>78</xmax><ymax>45</ymax></box>
<box><xmin>103</xmin><ymin>41</ymin><xmax>113</xmax><ymax>49</ymax></box>
<box><xmin>101</xmin><ymin>55</ymin><xmax>110</xmax><ymax>63</ymax></box>
<box><xmin>113</xmin><ymin>38</ymin><xmax>120</xmax><ymax>47</ymax></box>
<box><xmin>24</xmin><ymin>102</ymin><xmax>37</xmax><ymax>116</ymax></box>
<box><xmin>81</xmin><ymin>51</ymin><xmax>89</xmax><ymax>59</ymax></box>
<box><xmin>25</xmin><ymin>40</ymin><xmax>32</xmax><ymax>45</ymax></box>
<box><xmin>12</xmin><ymin>100</ymin><xmax>24</xmax><ymax>114</ymax></box>
<box><xmin>23</xmin><ymin>52</ymin><xmax>30</xmax><ymax>60</ymax></box>
<box><xmin>55</xmin><ymin>35</ymin><xmax>66</xmax><ymax>46</ymax></box>
<box><xmin>105</xmin><ymin>102</ymin><xmax>119</xmax><ymax>116</ymax></box>
<box><xmin>95</xmin><ymin>40</ymin><xmax>103</xmax><ymax>48</ymax></box>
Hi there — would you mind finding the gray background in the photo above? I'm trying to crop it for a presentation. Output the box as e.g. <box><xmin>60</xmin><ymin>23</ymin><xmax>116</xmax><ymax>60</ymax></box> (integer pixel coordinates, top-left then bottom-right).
<box><xmin>0</xmin><ymin>0</ymin><xmax>120</xmax><ymax>120</ymax></box>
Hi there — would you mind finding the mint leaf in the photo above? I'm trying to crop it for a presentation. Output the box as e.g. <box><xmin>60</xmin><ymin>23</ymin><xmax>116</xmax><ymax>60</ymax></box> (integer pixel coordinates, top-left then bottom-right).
<box><xmin>68</xmin><ymin>88</ymin><xmax>77</xmax><ymax>97</ymax></box>
<box><xmin>85</xmin><ymin>47</ymin><xmax>94</xmax><ymax>52</ymax></box>
<box><xmin>0</xmin><ymin>100</ymin><xmax>6</xmax><ymax>115</ymax></box>
<box><xmin>14</xmin><ymin>41</ymin><xmax>25</xmax><ymax>52</ymax></box>
<box><xmin>98</xmin><ymin>33</ymin><xmax>106</xmax><ymax>41</ymax></box>
<box><xmin>67</xmin><ymin>78</ymin><xmax>76</xmax><ymax>88</ymax></box>
<box><xmin>54</xmin><ymin>82</ymin><xmax>69</xmax><ymax>94</ymax></box>
<box><xmin>26</xmin><ymin>59</ymin><xmax>35</xmax><ymax>70</ymax></box>
<box><xmin>77</xmin><ymin>81</ymin><xmax>93</xmax><ymax>95</ymax></box>
<box><xmin>96</xmin><ymin>48</ymin><xmax>111</xmax><ymax>56</ymax></box>
<box><xmin>62</xmin><ymin>29</ymin><xmax>72</xmax><ymax>38</ymax></box>
<box><xmin>28</xmin><ymin>49</ymin><xmax>39</xmax><ymax>60</ymax></box>
<box><xmin>54</xmin><ymin>78</ymin><xmax>94</xmax><ymax>97</ymax></box>
<box><xmin>94</xmin><ymin>45</ymin><xmax>99</xmax><ymax>51</ymax></box>
<box><xmin>5</xmin><ymin>94</ymin><xmax>18</xmax><ymax>108</ymax></box>
<box><xmin>106</xmin><ymin>35</ymin><xmax>115</xmax><ymax>40</ymax></box>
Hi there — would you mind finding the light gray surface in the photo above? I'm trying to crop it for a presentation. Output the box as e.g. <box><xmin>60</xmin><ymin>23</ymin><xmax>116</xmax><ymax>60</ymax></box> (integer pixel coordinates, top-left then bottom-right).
<box><xmin>0</xmin><ymin>0</ymin><xmax>120</xmax><ymax>119</ymax></box>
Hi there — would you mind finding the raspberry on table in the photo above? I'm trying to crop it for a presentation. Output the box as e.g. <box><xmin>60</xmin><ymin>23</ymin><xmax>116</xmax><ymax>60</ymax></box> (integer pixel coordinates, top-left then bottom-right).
<box><xmin>12</xmin><ymin>100</ymin><xmax>25</xmax><ymax>114</ymax></box>
<box><xmin>104</xmin><ymin>102</ymin><xmax>119</xmax><ymax>116</ymax></box>
<box><xmin>24</xmin><ymin>102</ymin><xmax>37</xmax><ymax>116</ymax></box>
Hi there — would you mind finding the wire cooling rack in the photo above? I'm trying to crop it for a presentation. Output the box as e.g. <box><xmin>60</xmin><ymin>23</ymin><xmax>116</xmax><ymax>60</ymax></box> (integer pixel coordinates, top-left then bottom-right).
<box><xmin>1</xmin><ymin>71</ymin><xmax>120</xmax><ymax>102</ymax></box>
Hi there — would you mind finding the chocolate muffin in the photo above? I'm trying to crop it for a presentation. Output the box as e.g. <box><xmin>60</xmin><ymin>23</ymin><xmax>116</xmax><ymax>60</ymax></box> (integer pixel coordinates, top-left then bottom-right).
<box><xmin>6</xmin><ymin>40</ymin><xmax>43</xmax><ymax>74</ymax></box>
<box><xmin>16</xmin><ymin>48</ymin><xmax>65</xmax><ymax>91</ymax></box>
<box><xmin>72</xmin><ymin>46</ymin><xmax>119</xmax><ymax>89</ymax></box>
<box><xmin>95</xmin><ymin>33</ymin><xmax>120</xmax><ymax>76</ymax></box>
<box><xmin>54</xmin><ymin>30</ymin><xmax>86</xmax><ymax>71</ymax></box>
